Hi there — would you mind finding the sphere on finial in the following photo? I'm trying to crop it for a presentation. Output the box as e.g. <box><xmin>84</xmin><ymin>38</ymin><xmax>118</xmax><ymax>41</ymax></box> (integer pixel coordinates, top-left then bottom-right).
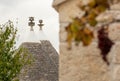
<box><xmin>28</xmin><ymin>17</ymin><xmax>35</xmax><ymax>31</ymax></box>
<box><xmin>38</xmin><ymin>19</ymin><xmax>44</xmax><ymax>30</ymax></box>
<box><xmin>29</xmin><ymin>17</ymin><xmax>34</xmax><ymax>21</ymax></box>
<box><xmin>39</xmin><ymin>20</ymin><xmax>43</xmax><ymax>23</ymax></box>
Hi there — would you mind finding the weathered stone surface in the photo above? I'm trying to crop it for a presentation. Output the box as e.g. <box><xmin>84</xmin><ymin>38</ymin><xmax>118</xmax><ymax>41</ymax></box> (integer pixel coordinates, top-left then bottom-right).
<box><xmin>58</xmin><ymin>0</ymin><xmax>83</xmax><ymax>22</ymax></box>
<box><xmin>19</xmin><ymin>41</ymin><xmax>58</xmax><ymax>81</ymax></box>
<box><xmin>59</xmin><ymin>23</ymin><xmax>69</xmax><ymax>42</ymax></box>
<box><xmin>111</xmin><ymin>3</ymin><xmax>120</xmax><ymax>10</ymax></box>
<box><xmin>60</xmin><ymin>42</ymin><xmax>110</xmax><ymax>81</ymax></box>
<box><xmin>53</xmin><ymin>0</ymin><xmax>120</xmax><ymax>81</ymax></box>
<box><xmin>112</xmin><ymin>65</ymin><xmax>120</xmax><ymax>81</ymax></box>
<box><xmin>52</xmin><ymin>0</ymin><xmax>66</xmax><ymax>7</ymax></box>
<box><xmin>97</xmin><ymin>11</ymin><xmax>120</xmax><ymax>23</ymax></box>
<box><xmin>40</xmin><ymin>40</ymin><xmax>59</xmax><ymax>68</ymax></box>
<box><xmin>110</xmin><ymin>43</ymin><xmax>120</xmax><ymax>64</ymax></box>
<box><xmin>60</xmin><ymin>42</ymin><xmax>102</xmax><ymax>56</ymax></box>
<box><xmin>108</xmin><ymin>23</ymin><xmax>120</xmax><ymax>41</ymax></box>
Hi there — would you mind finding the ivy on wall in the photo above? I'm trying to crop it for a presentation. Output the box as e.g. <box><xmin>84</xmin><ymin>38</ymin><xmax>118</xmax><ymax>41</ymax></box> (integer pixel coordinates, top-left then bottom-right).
<box><xmin>65</xmin><ymin>0</ymin><xmax>115</xmax><ymax>65</ymax></box>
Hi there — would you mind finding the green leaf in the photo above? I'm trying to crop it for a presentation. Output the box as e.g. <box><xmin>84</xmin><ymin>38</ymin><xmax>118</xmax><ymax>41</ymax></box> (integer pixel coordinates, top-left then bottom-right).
<box><xmin>0</xmin><ymin>21</ymin><xmax>33</xmax><ymax>81</ymax></box>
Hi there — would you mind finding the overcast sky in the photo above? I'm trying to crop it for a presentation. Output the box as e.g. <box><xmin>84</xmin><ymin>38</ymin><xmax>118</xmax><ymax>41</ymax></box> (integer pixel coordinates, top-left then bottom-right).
<box><xmin>0</xmin><ymin>0</ymin><xmax>59</xmax><ymax>52</ymax></box>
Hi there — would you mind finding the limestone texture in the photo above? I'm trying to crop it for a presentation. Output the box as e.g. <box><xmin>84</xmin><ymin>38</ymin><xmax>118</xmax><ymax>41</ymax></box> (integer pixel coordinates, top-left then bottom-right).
<box><xmin>53</xmin><ymin>0</ymin><xmax>120</xmax><ymax>81</ymax></box>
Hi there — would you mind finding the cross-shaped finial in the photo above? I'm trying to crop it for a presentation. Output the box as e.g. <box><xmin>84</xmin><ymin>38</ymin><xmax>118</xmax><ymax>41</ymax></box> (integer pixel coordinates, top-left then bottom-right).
<box><xmin>38</xmin><ymin>20</ymin><xmax>44</xmax><ymax>30</ymax></box>
<box><xmin>28</xmin><ymin>17</ymin><xmax>35</xmax><ymax>31</ymax></box>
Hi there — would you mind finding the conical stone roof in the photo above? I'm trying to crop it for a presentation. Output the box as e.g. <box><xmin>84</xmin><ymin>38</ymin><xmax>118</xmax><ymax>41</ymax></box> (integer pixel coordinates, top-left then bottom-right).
<box><xmin>19</xmin><ymin>40</ymin><xmax>58</xmax><ymax>81</ymax></box>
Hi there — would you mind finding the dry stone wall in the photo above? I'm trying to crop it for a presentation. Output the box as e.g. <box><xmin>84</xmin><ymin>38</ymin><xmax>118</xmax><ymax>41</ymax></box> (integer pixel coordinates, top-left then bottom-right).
<box><xmin>53</xmin><ymin>0</ymin><xmax>120</xmax><ymax>81</ymax></box>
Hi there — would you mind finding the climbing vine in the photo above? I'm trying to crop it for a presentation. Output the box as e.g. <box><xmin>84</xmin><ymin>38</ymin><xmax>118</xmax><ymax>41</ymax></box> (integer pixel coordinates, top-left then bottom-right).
<box><xmin>65</xmin><ymin>0</ymin><xmax>115</xmax><ymax>65</ymax></box>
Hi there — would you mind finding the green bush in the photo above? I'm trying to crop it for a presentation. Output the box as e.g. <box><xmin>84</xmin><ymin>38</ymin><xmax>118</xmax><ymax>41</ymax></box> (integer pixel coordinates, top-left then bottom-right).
<box><xmin>0</xmin><ymin>20</ymin><xmax>32</xmax><ymax>81</ymax></box>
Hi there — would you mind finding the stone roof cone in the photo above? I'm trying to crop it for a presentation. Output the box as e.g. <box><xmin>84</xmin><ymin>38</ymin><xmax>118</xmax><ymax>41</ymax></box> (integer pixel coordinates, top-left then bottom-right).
<box><xmin>19</xmin><ymin>41</ymin><xmax>58</xmax><ymax>81</ymax></box>
<box><xmin>18</xmin><ymin>17</ymin><xmax>58</xmax><ymax>81</ymax></box>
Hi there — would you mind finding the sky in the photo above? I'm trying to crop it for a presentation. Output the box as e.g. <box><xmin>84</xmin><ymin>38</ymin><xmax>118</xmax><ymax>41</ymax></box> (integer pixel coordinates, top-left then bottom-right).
<box><xmin>0</xmin><ymin>0</ymin><xmax>59</xmax><ymax>52</ymax></box>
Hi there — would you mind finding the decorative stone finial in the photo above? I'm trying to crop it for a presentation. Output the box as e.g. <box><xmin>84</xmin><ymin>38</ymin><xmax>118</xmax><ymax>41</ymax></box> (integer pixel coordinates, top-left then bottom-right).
<box><xmin>28</xmin><ymin>17</ymin><xmax>35</xmax><ymax>31</ymax></box>
<box><xmin>38</xmin><ymin>20</ymin><xmax>44</xmax><ymax>30</ymax></box>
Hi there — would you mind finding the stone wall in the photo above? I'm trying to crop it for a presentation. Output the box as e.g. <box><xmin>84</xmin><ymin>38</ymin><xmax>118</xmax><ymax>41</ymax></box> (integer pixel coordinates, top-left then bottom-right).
<box><xmin>53</xmin><ymin>0</ymin><xmax>120</xmax><ymax>81</ymax></box>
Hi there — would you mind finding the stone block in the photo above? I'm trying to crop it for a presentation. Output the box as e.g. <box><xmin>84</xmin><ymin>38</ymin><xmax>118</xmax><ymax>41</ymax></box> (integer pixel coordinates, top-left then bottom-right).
<box><xmin>111</xmin><ymin>3</ymin><xmax>120</xmax><ymax>10</ymax></box>
<box><xmin>58</xmin><ymin>0</ymin><xmax>84</xmax><ymax>23</ymax></box>
<box><xmin>108</xmin><ymin>23</ymin><xmax>120</xmax><ymax>41</ymax></box>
